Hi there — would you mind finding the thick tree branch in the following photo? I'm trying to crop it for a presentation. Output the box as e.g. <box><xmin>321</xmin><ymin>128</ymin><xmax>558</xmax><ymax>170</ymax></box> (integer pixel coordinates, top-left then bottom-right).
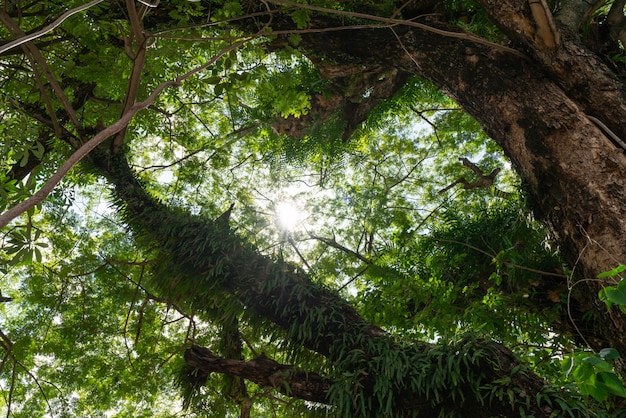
<box><xmin>111</xmin><ymin>0</ymin><xmax>151</xmax><ymax>153</ymax></box>
<box><xmin>267</xmin><ymin>0</ymin><xmax>529</xmax><ymax>59</ymax></box>
<box><xmin>280</xmin><ymin>8</ymin><xmax>626</xmax><ymax>375</ymax></box>
<box><xmin>89</xmin><ymin>147</ymin><xmax>561</xmax><ymax>416</ymax></box>
<box><xmin>478</xmin><ymin>0</ymin><xmax>626</xmax><ymax>142</ymax></box>
<box><xmin>184</xmin><ymin>345</ymin><xmax>331</xmax><ymax>404</ymax></box>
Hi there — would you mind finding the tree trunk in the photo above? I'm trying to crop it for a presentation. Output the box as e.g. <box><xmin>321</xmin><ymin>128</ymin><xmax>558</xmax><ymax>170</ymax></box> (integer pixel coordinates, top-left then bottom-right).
<box><xmin>289</xmin><ymin>14</ymin><xmax>626</xmax><ymax>375</ymax></box>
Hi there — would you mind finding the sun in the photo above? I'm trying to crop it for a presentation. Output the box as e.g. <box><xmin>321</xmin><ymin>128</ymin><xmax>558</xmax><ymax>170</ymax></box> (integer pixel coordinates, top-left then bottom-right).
<box><xmin>275</xmin><ymin>201</ymin><xmax>305</xmax><ymax>231</ymax></box>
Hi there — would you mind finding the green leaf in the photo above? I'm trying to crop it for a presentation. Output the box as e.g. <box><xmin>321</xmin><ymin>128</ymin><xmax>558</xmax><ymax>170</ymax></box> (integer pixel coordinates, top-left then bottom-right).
<box><xmin>597</xmin><ymin>264</ymin><xmax>626</xmax><ymax>278</ymax></box>
<box><xmin>214</xmin><ymin>83</ymin><xmax>225</xmax><ymax>96</ymax></box>
<box><xmin>288</xmin><ymin>33</ymin><xmax>302</xmax><ymax>46</ymax></box>
<box><xmin>599</xmin><ymin>348</ymin><xmax>620</xmax><ymax>361</ymax></box>
<box><xmin>572</xmin><ymin>362</ymin><xmax>594</xmax><ymax>382</ymax></box>
<box><xmin>596</xmin><ymin>372</ymin><xmax>626</xmax><ymax>397</ymax></box>
<box><xmin>205</xmin><ymin>76</ymin><xmax>222</xmax><ymax>84</ymax></box>
<box><xmin>604</xmin><ymin>284</ymin><xmax>626</xmax><ymax>306</ymax></box>
<box><xmin>586</xmin><ymin>382</ymin><xmax>609</xmax><ymax>403</ymax></box>
<box><xmin>19</xmin><ymin>151</ymin><xmax>29</xmax><ymax>167</ymax></box>
<box><xmin>599</xmin><ymin>286</ymin><xmax>615</xmax><ymax>309</ymax></box>
<box><xmin>582</xmin><ymin>356</ymin><xmax>604</xmax><ymax>366</ymax></box>
<box><xmin>32</xmin><ymin>141</ymin><xmax>45</xmax><ymax>159</ymax></box>
<box><xmin>562</xmin><ymin>356</ymin><xmax>573</xmax><ymax>376</ymax></box>
<box><xmin>291</xmin><ymin>8</ymin><xmax>309</xmax><ymax>30</ymax></box>
<box><xmin>222</xmin><ymin>1</ymin><xmax>243</xmax><ymax>18</ymax></box>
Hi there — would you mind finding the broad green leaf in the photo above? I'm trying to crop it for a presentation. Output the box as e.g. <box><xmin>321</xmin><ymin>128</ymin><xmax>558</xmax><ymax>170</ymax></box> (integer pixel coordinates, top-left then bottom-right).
<box><xmin>605</xmin><ymin>285</ymin><xmax>626</xmax><ymax>306</ymax></box>
<box><xmin>291</xmin><ymin>8</ymin><xmax>309</xmax><ymax>29</ymax></box>
<box><xmin>596</xmin><ymin>372</ymin><xmax>626</xmax><ymax>397</ymax></box>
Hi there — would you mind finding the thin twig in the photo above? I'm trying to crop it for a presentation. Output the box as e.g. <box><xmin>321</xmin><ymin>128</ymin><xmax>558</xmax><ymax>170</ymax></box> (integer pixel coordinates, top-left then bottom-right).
<box><xmin>430</xmin><ymin>236</ymin><xmax>567</xmax><ymax>278</ymax></box>
<box><xmin>287</xmin><ymin>236</ymin><xmax>311</xmax><ymax>270</ymax></box>
<box><xmin>310</xmin><ymin>233</ymin><xmax>370</xmax><ymax>263</ymax></box>
<box><xmin>587</xmin><ymin>114</ymin><xmax>626</xmax><ymax>151</ymax></box>
<box><xmin>0</xmin><ymin>0</ymin><xmax>105</xmax><ymax>54</ymax></box>
<box><xmin>337</xmin><ymin>266</ymin><xmax>369</xmax><ymax>292</ymax></box>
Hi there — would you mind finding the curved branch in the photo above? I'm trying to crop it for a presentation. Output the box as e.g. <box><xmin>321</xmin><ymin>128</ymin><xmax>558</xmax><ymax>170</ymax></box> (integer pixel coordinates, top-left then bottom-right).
<box><xmin>0</xmin><ymin>0</ymin><xmax>106</xmax><ymax>55</ymax></box>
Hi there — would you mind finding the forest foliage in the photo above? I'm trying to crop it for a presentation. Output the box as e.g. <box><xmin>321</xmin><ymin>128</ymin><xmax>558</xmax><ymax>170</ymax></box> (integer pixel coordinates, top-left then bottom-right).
<box><xmin>1</xmin><ymin>0</ymin><xmax>626</xmax><ymax>416</ymax></box>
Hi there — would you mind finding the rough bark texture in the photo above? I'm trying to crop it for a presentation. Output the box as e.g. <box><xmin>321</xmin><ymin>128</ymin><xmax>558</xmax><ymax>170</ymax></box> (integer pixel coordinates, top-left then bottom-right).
<box><xmin>184</xmin><ymin>345</ymin><xmax>332</xmax><ymax>404</ymax></box>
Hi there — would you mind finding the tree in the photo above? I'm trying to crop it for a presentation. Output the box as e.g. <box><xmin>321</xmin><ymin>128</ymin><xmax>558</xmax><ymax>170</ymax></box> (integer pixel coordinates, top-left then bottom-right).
<box><xmin>1</xmin><ymin>0</ymin><xmax>626</xmax><ymax>416</ymax></box>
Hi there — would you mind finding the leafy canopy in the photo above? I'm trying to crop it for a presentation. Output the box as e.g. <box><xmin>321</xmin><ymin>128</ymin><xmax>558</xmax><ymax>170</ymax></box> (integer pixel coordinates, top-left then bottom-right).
<box><xmin>1</xmin><ymin>0</ymin><xmax>624</xmax><ymax>416</ymax></box>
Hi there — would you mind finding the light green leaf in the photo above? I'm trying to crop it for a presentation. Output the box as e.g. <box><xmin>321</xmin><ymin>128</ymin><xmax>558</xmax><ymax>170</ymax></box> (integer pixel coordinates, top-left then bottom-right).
<box><xmin>19</xmin><ymin>151</ymin><xmax>29</xmax><ymax>167</ymax></box>
<box><xmin>596</xmin><ymin>372</ymin><xmax>626</xmax><ymax>397</ymax></box>
<box><xmin>605</xmin><ymin>285</ymin><xmax>626</xmax><ymax>306</ymax></box>
<box><xmin>32</xmin><ymin>141</ymin><xmax>45</xmax><ymax>159</ymax></box>
<box><xmin>597</xmin><ymin>264</ymin><xmax>626</xmax><ymax>278</ymax></box>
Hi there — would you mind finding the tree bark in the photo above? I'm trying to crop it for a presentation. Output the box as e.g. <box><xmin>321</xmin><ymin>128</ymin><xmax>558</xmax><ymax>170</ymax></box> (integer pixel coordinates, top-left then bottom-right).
<box><xmin>184</xmin><ymin>344</ymin><xmax>332</xmax><ymax>404</ymax></box>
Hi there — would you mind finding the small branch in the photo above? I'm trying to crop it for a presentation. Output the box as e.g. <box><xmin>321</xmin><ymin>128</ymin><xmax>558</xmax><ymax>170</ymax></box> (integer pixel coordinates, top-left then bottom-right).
<box><xmin>0</xmin><ymin>0</ymin><xmax>105</xmax><ymax>55</ymax></box>
<box><xmin>439</xmin><ymin>158</ymin><xmax>502</xmax><ymax>194</ymax></box>
<box><xmin>387</xmin><ymin>158</ymin><xmax>423</xmax><ymax>190</ymax></box>
<box><xmin>587</xmin><ymin>114</ymin><xmax>626</xmax><ymax>152</ymax></box>
<box><xmin>409</xmin><ymin>105</ymin><xmax>443</xmax><ymax>144</ymax></box>
<box><xmin>430</xmin><ymin>236</ymin><xmax>567</xmax><ymax>278</ymax></box>
<box><xmin>287</xmin><ymin>236</ymin><xmax>312</xmax><ymax>271</ymax></box>
<box><xmin>309</xmin><ymin>233</ymin><xmax>369</xmax><ymax>263</ymax></box>
<box><xmin>19</xmin><ymin>64</ymin><xmax>64</xmax><ymax>139</ymax></box>
<box><xmin>0</xmin><ymin>36</ymin><xmax>71</xmax><ymax>57</ymax></box>
<box><xmin>112</xmin><ymin>0</ymin><xmax>150</xmax><ymax>153</ymax></box>
<box><xmin>337</xmin><ymin>265</ymin><xmax>369</xmax><ymax>292</ymax></box>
